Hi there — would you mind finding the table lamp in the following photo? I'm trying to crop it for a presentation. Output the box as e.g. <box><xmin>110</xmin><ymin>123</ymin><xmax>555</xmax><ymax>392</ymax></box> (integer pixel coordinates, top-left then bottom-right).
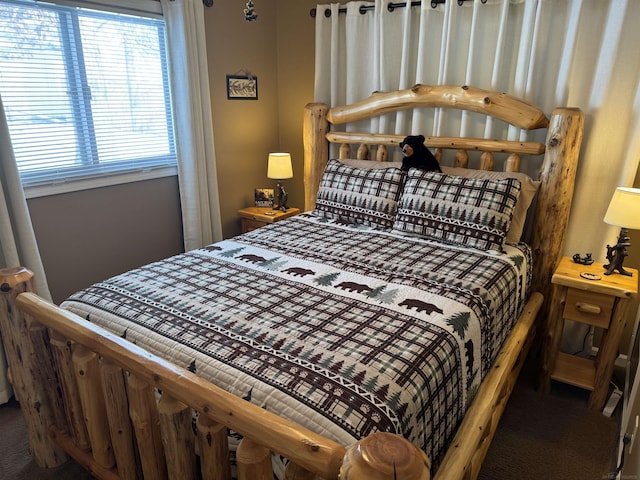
<box><xmin>267</xmin><ymin>152</ymin><xmax>293</xmax><ymax>211</ymax></box>
<box><xmin>603</xmin><ymin>186</ymin><xmax>640</xmax><ymax>276</ymax></box>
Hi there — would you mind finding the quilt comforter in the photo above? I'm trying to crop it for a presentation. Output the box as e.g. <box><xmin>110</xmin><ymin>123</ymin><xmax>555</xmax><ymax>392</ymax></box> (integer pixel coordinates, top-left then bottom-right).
<box><xmin>62</xmin><ymin>213</ymin><xmax>532</xmax><ymax>472</ymax></box>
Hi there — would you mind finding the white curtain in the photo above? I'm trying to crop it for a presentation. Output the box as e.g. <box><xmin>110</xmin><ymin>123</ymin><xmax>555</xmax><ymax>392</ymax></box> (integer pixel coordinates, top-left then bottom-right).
<box><xmin>314</xmin><ymin>0</ymin><xmax>640</xmax><ymax>263</ymax></box>
<box><xmin>0</xmin><ymin>95</ymin><xmax>53</xmax><ymax>404</ymax></box>
<box><xmin>161</xmin><ymin>0</ymin><xmax>223</xmax><ymax>251</ymax></box>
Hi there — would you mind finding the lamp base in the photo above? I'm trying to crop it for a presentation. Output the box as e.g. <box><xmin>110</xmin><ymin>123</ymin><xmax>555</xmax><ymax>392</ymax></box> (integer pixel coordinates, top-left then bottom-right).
<box><xmin>275</xmin><ymin>182</ymin><xmax>289</xmax><ymax>212</ymax></box>
<box><xmin>603</xmin><ymin>227</ymin><xmax>633</xmax><ymax>276</ymax></box>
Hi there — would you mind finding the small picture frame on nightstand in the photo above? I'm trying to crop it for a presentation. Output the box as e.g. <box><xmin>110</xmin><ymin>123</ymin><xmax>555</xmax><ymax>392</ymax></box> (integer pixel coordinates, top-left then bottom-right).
<box><xmin>254</xmin><ymin>188</ymin><xmax>274</xmax><ymax>208</ymax></box>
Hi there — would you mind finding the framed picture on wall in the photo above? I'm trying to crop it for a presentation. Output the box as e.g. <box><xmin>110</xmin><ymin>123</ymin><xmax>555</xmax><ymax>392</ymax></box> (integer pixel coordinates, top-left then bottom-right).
<box><xmin>254</xmin><ymin>188</ymin><xmax>274</xmax><ymax>207</ymax></box>
<box><xmin>226</xmin><ymin>75</ymin><xmax>258</xmax><ymax>100</ymax></box>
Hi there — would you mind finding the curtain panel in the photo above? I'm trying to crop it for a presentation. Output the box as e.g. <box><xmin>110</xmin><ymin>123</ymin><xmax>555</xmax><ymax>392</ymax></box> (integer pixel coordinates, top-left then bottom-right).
<box><xmin>161</xmin><ymin>0</ymin><xmax>223</xmax><ymax>251</ymax></box>
<box><xmin>314</xmin><ymin>0</ymin><xmax>640</xmax><ymax>263</ymax></box>
<box><xmin>0</xmin><ymin>95</ymin><xmax>53</xmax><ymax>404</ymax></box>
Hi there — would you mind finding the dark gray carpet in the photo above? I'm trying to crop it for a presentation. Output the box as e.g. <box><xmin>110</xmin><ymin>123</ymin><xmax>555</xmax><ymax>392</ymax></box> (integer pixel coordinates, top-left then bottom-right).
<box><xmin>0</xmin><ymin>358</ymin><xmax>620</xmax><ymax>479</ymax></box>
<box><xmin>478</xmin><ymin>361</ymin><xmax>620</xmax><ymax>480</ymax></box>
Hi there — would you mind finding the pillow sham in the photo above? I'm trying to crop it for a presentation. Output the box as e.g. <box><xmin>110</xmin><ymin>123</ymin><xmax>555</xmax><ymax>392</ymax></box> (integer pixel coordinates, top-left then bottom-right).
<box><xmin>313</xmin><ymin>159</ymin><xmax>404</xmax><ymax>230</ymax></box>
<box><xmin>337</xmin><ymin>159</ymin><xmax>540</xmax><ymax>242</ymax></box>
<box><xmin>393</xmin><ymin>170</ymin><xmax>521</xmax><ymax>252</ymax></box>
<box><xmin>441</xmin><ymin>166</ymin><xmax>540</xmax><ymax>243</ymax></box>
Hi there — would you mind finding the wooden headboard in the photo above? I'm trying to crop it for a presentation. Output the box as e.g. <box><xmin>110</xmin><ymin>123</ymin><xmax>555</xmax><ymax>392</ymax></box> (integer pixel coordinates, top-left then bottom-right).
<box><xmin>302</xmin><ymin>84</ymin><xmax>584</xmax><ymax>313</ymax></box>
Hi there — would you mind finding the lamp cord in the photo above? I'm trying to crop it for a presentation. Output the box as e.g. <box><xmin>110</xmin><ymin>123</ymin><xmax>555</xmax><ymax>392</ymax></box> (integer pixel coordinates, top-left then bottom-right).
<box><xmin>612</xmin><ymin>433</ymin><xmax>632</xmax><ymax>478</ymax></box>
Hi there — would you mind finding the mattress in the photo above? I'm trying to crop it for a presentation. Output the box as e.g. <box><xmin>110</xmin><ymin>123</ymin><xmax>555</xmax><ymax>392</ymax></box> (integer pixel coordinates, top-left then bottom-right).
<box><xmin>62</xmin><ymin>213</ymin><xmax>532</xmax><ymax>472</ymax></box>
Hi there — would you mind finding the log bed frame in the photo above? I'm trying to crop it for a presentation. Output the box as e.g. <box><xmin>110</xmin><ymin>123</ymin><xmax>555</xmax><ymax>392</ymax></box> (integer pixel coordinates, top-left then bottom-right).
<box><xmin>0</xmin><ymin>85</ymin><xmax>583</xmax><ymax>480</ymax></box>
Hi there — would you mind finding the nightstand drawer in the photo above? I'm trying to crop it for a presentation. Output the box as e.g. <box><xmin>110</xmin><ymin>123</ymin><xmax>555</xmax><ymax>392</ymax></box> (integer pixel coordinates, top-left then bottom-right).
<box><xmin>241</xmin><ymin>218</ymin><xmax>266</xmax><ymax>233</ymax></box>
<box><xmin>563</xmin><ymin>288</ymin><xmax>614</xmax><ymax>329</ymax></box>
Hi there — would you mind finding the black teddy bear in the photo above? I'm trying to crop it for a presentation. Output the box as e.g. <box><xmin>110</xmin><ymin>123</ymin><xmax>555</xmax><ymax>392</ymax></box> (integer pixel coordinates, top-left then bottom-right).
<box><xmin>399</xmin><ymin>134</ymin><xmax>441</xmax><ymax>172</ymax></box>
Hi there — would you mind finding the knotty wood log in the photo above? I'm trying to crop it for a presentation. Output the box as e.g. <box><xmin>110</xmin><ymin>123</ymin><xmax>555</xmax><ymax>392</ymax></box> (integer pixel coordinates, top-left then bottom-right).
<box><xmin>376</xmin><ymin>144</ymin><xmax>388</xmax><ymax>162</ymax></box>
<box><xmin>340</xmin><ymin>432</ymin><xmax>430</xmax><ymax>480</ymax></box>
<box><xmin>454</xmin><ymin>150</ymin><xmax>469</xmax><ymax>168</ymax></box>
<box><xmin>479</xmin><ymin>151</ymin><xmax>494</xmax><ymax>171</ymax></box>
<box><xmin>339</xmin><ymin>143</ymin><xmax>350</xmax><ymax>159</ymax></box>
<box><xmin>325</xmin><ymin>132</ymin><xmax>545</xmax><ymax>155</ymax></box>
<box><xmin>158</xmin><ymin>393</ymin><xmax>197</xmax><ymax>480</ymax></box>
<box><xmin>590</xmin><ymin>297</ymin><xmax>631</xmax><ymax>409</ymax></box>
<box><xmin>100</xmin><ymin>359</ymin><xmax>140</xmax><ymax>480</ymax></box>
<box><xmin>284</xmin><ymin>462</ymin><xmax>320</xmax><ymax>480</ymax></box>
<box><xmin>237</xmin><ymin>437</ymin><xmax>272</xmax><ymax>480</ymax></box>
<box><xmin>50</xmin><ymin>331</ymin><xmax>91</xmax><ymax>451</ymax></box>
<box><xmin>0</xmin><ymin>267</ymin><xmax>67</xmax><ymax>467</ymax></box>
<box><xmin>29</xmin><ymin>320</ymin><xmax>68</xmax><ymax>433</ymax></box>
<box><xmin>434</xmin><ymin>148</ymin><xmax>443</xmax><ymax>163</ymax></box>
<box><xmin>539</xmin><ymin>284</ymin><xmax>566</xmax><ymax>394</ymax></box>
<box><xmin>303</xmin><ymin>102</ymin><xmax>329</xmax><ymax>211</ymax></box>
<box><xmin>127</xmin><ymin>374</ymin><xmax>168</xmax><ymax>480</ymax></box>
<box><xmin>505</xmin><ymin>153</ymin><xmax>520</xmax><ymax>172</ymax></box>
<box><xmin>530</xmin><ymin>108</ymin><xmax>584</xmax><ymax>339</ymax></box>
<box><xmin>16</xmin><ymin>293</ymin><xmax>347</xmax><ymax>479</ymax></box>
<box><xmin>327</xmin><ymin>85</ymin><xmax>549</xmax><ymax>130</ymax></box>
<box><xmin>72</xmin><ymin>344</ymin><xmax>115</xmax><ymax>469</ymax></box>
<box><xmin>356</xmin><ymin>143</ymin><xmax>369</xmax><ymax>160</ymax></box>
<box><xmin>49</xmin><ymin>426</ymin><xmax>120</xmax><ymax>480</ymax></box>
<box><xmin>196</xmin><ymin>413</ymin><xmax>231</xmax><ymax>480</ymax></box>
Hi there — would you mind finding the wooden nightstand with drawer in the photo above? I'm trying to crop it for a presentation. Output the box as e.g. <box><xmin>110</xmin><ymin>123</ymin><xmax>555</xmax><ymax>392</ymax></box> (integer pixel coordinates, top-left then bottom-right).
<box><xmin>540</xmin><ymin>256</ymin><xmax>638</xmax><ymax>410</ymax></box>
<box><xmin>238</xmin><ymin>207</ymin><xmax>300</xmax><ymax>233</ymax></box>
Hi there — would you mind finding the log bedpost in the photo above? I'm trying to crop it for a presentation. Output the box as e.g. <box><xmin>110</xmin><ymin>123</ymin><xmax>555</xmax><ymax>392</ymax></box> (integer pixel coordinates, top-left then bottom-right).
<box><xmin>340</xmin><ymin>432</ymin><xmax>430</xmax><ymax>480</ymax></box>
<box><xmin>0</xmin><ymin>267</ymin><xmax>68</xmax><ymax>467</ymax></box>
<box><xmin>529</xmin><ymin>108</ymin><xmax>583</xmax><ymax>393</ymax></box>
<box><xmin>303</xmin><ymin>102</ymin><xmax>329</xmax><ymax>211</ymax></box>
<box><xmin>530</xmin><ymin>108</ymin><xmax>584</xmax><ymax>374</ymax></box>
<box><xmin>530</xmin><ymin>107</ymin><xmax>583</xmax><ymax>296</ymax></box>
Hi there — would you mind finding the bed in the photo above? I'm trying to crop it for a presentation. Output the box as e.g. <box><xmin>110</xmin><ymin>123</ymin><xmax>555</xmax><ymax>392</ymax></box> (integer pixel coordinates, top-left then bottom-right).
<box><xmin>0</xmin><ymin>85</ymin><xmax>583</xmax><ymax>480</ymax></box>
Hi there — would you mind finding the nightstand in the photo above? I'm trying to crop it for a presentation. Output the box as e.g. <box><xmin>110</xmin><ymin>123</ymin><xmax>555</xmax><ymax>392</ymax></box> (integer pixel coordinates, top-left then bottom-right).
<box><xmin>238</xmin><ymin>207</ymin><xmax>300</xmax><ymax>233</ymax></box>
<box><xmin>540</xmin><ymin>256</ymin><xmax>638</xmax><ymax>410</ymax></box>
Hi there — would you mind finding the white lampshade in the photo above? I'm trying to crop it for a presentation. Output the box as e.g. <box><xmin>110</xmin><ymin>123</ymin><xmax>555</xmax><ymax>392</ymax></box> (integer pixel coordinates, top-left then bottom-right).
<box><xmin>604</xmin><ymin>187</ymin><xmax>640</xmax><ymax>229</ymax></box>
<box><xmin>267</xmin><ymin>153</ymin><xmax>293</xmax><ymax>180</ymax></box>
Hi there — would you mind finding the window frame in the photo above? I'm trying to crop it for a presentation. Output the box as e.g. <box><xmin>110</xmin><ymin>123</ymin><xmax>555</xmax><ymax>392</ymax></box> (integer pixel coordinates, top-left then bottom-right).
<box><xmin>1</xmin><ymin>0</ymin><xmax>178</xmax><ymax>198</ymax></box>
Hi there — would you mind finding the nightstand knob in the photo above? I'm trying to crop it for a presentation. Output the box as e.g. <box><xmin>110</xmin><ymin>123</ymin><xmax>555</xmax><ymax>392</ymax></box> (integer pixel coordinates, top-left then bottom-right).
<box><xmin>575</xmin><ymin>302</ymin><xmax>601</xmax><ymax>315</ymax></box>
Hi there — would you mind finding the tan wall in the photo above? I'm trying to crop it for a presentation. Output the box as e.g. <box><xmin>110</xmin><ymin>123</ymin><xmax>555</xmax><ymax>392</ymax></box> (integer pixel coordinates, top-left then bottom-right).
<box><xmin>274</xmin><ymin>0</ymin><xmax>319</xmax><ymax>211</ymax></box>
<box><xmin>205</xmin><ymin>2</ymin><xmax>279</xmax><ymax>238</ymax></box>
<box><xmin>29</xmin><ymin>177</ymin><xmax>184</xmax><ymax>303</ymax></box>
<box><xmin>204</xmin><ymin>0</ymin><xmax>317</xmax><ymax>238</ymax></box>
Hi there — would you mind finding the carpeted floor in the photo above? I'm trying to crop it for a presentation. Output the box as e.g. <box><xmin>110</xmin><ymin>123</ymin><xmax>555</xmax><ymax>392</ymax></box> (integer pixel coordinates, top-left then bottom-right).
<box><xmin>0</xmin><ymin>357</ymin><xmax>621</xmax><ymax>480</ymax></box>
<box><xmin>478</xmin><ymin>361</ymin><xmax>620</xmax><ymax>480</ymax></box>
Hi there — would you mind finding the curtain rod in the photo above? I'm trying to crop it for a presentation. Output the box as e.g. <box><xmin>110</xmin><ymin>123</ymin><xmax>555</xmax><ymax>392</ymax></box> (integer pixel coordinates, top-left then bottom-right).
<box><xmin>310</xmin><ymin>0</ymin><xmax>486</xmax><ymax>18</ymax></box>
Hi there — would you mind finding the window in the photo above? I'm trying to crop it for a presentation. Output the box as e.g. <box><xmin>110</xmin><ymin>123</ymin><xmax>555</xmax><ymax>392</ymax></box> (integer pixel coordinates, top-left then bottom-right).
<box><xmin>0</xmin><ymin>0</ymin><xmax>176</xmax><ymax>196</ymax></box>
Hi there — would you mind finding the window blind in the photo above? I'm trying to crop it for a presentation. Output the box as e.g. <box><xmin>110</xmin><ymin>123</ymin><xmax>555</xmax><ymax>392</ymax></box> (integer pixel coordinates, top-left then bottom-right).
<box><xmin>0</xmin><ymin>0</ymin><xmax>176</xmax><ymax>188</ymax></box>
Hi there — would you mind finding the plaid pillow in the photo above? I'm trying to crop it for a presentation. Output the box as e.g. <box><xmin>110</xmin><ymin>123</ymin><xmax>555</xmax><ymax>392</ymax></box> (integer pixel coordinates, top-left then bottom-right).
<box><xmin>313</xmin><ymin>159</ymin><xmax>405</xmax><ymax>230</ymax></box>
<box><xmin>393</xmin><ymin>170</ymin><xmax>521</xmax><ymax>252</ymax></box>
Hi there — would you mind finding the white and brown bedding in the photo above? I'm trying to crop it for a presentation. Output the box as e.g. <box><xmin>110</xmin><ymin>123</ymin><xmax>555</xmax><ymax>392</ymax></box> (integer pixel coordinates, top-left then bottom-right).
<box><xmin>62</xmin><ymin>165</ymin><xmax>533</xmax><ymax>473</ymax></box>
